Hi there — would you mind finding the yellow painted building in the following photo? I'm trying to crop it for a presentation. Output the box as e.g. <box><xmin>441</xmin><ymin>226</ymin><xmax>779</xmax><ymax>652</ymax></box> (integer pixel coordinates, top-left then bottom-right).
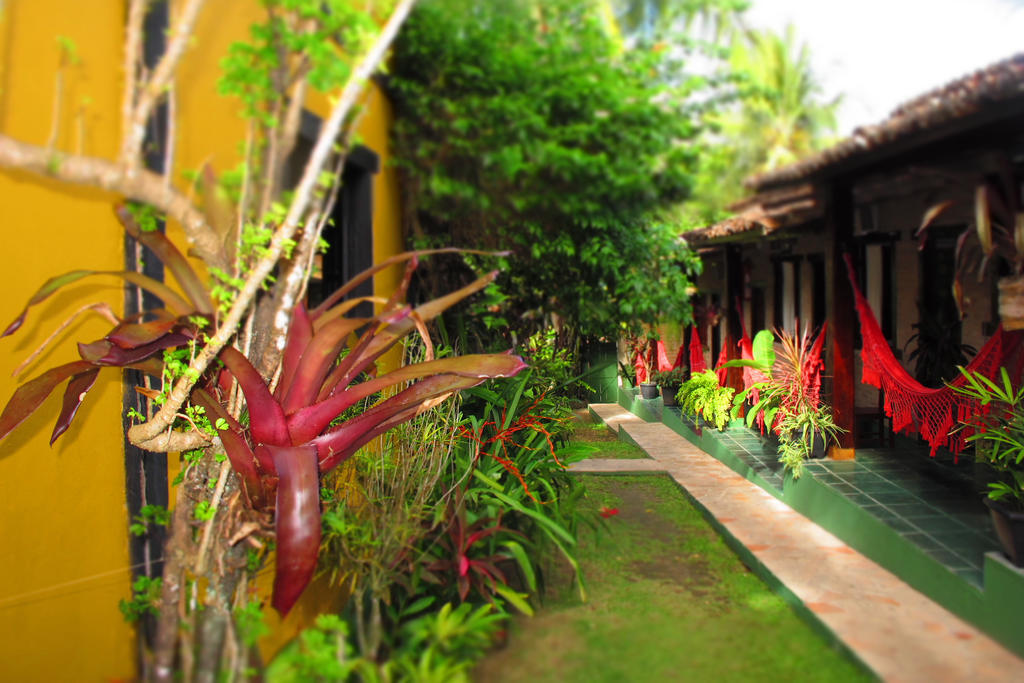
<box><xmin>0</xmin><ymin>1</ymin><xmax>403</xmax><ymax>679</ymax></box>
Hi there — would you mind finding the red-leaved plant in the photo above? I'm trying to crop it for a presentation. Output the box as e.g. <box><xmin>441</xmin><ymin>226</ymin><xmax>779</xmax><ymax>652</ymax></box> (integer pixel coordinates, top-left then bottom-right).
<box><xmin>0</xmin><ymin>205</ymin><xmax>527</xmax><ymax>614</ymax></box>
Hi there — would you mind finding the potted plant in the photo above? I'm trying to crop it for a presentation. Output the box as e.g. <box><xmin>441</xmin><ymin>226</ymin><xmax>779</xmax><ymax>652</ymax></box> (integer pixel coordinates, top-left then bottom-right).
<box><xmin>952</xmin><ymin>366</ymin><xmax>1024</xmax><ymax>566</ymax></box>
<box><xmin>676</xmin><ymin>369</ymin><xmax>735</xmax><ymax>431</ymax></box>
<box><xmin>723</xmin><ymin>324</ymin><xmax>844</xmax><ymax>478</ymax></box>
<box><xmin>628</xmin><ymin>335</ymin><xmax>659</xmax><ymax>399</ymax></box>
<box><xmin>652</xmin><ymin>367</ymin><xmax>686</xmax><ymax>406</ymax></box>
<box><xmin>918</xmin><ymin>174</ymin><xmax>1024</xmax><ymax>328</ymax></box>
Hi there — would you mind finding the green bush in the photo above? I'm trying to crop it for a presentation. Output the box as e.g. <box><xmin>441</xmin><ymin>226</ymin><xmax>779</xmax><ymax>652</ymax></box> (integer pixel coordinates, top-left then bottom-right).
<box><xmin>388</xmin><ymin>0</ymin><xmax>703</xmax><ymax>338</ymax></box>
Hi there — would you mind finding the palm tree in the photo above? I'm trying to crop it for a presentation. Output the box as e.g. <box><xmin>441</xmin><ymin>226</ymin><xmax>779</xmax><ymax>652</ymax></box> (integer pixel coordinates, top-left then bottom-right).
<box><xmin>610</xmin><ymin>0</ymin><xmax>748</xmax><ymax>40</ymax></box>
<box><xmin>726</xmin><ymin>24</ymin><xmax>840</xmax><ymax>171</ymax></box>
<box><xmin>672</xmin><ymin>24</ymin><xmax>841</xmax><ymax>229</ymax></box>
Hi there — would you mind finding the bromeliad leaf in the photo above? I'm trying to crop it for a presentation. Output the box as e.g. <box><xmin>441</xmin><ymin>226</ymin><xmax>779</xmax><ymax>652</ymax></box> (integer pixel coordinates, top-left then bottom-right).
<box><xmin>217</xmin><ymin>346</ymin><xmax>290</xmax><ymax>447</ymax></box>
<box><xmin>115</xmin><ymin>204</ymin><xmax>214</xmax><ymax>313</ymax></box>
<box><xmin>313</xmin><ymin>373</ymin><xmax>513</xmax><ymax>472</ymax></box>
<box><xmin>106</xmin><ymin>317</ymin><xmax>180</xmax><ymax>349</ymax></box>
<box><xmin>192</xmin><ymin>388</ymin><xmax>267</xmax><ymax>504</ymax></box>
<box><xmin>4</xmin><ymin>270</ymin><xmax>192</xmax><ymax>337</ymax></box>
<box><xmin>261</xmin><ymin>443</ymin><xmax>321</xmax><ymax>616</ymax></box>
<box><xmin>78</xmin><ymin>334</ymin><xmax>191</xmax><ymax>366</ymax></box>
<box><xmin>287</xmin><ymin>353</ymin><xmax>528</xmax><ymax>444</ymax></box>
<box><xmin>274</xmin><ymin>302</ymin><xmax>313</xmax><ymax>401</ymax></box>
<box><xmin>51</xmin><ymin>368</ymin><xmax>100</xmax><ymax>445</ymax></box>
<box><xmin>0</xmin><ymin>360</ymin><xmax>94</xmax><ymax>444</ymax></box>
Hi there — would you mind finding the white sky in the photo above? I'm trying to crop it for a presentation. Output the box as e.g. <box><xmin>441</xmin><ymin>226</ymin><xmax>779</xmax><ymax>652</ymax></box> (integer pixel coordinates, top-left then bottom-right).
<box><xmin>743</xmin><ymin>0</ymin><xmax>1024</xmax><ymax>136</ymax></box>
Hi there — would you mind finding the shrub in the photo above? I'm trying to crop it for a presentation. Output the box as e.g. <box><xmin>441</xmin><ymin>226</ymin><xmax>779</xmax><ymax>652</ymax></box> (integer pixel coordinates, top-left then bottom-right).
<box><xmin>677</xmin><ymin>370</ymin><xmax>734</xmax><ymax>430</ymax></box>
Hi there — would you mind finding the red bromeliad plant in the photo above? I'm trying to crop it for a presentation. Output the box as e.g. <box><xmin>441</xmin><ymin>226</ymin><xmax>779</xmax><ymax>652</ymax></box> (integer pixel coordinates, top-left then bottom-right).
<box><xmin>0</xmin><ymin>207</ymin><xmax>527</xmax><ymax>614</ymax></box>
<box><xmin>203</xmin><ymin>257</ymin><xmax>527</xmax><ymax>614</ymax></box>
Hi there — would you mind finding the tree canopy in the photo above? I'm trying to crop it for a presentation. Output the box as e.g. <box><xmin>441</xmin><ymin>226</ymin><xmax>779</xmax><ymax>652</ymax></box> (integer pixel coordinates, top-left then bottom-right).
<box><xmin>387</xmin><ymin>0</ymin><xmax>706</xmax><ymax>339</ymax></box>
<box><xmin>674</xmin><ymin>23</ymin><xmax>841</xmax><ymax>228</ymax></box>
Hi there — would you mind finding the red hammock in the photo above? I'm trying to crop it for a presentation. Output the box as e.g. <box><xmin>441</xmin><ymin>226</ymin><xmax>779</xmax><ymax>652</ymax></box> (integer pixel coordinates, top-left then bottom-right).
<box><xmin>843</xmin><ymin>254</ymin><xmax>1024</xmax><ymax>454</ymax></box>
<box><xmin>689</xmin><ymin>325</ymin><xmax>706</xmax><ymax>373</ymax></box>
<box><xmin>633</xmin><ymin>339</ymin><xmax>684</xmax><ymax>383</ymax></box>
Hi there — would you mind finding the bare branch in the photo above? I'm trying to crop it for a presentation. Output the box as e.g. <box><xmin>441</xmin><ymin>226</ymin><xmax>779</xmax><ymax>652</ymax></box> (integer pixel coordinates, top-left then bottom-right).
<box><xmin>121</xmin><ymin>0</ymin><xmax>207</xmax><ymax>170</ymax></box>
<box><xmin>127</xmin><ymin>0</ymin><xmax>418</xmax><ymax>451</ymax></box>
<box><xmin>121</xmin><ymin>0</ymin><xmax>146</xmax><ymax>158</ymax></box>
<box><xmin>0</xmin><ymin>133</ymin><xmax>228</xmax><ymax>270</ymax></box>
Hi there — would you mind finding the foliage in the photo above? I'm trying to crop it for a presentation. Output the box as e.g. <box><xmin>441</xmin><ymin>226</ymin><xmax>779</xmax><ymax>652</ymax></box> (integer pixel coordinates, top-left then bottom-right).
<box><xmin>119</xmin><ymin>576</ymin><xmax>163</xmax><ymax>624</ymax></box>
<box><xmin>0</xmin><ymin>1</ymin><xmax>450</xmax><ymax>679</ymax></box>
<box><xmin>0</xmin><ymin>205</ymin><xmax>210</xmax><ymax>445</ymax></box>
<box><xmin>725</xmin><ymin>325</ymin><xmax>842</xmax><ymax>477</ymax></box>
<box><xmin>773</xmin><ymin>403</ymin><xmax>843</xmax><ymax>479</ymax></box>
<box><xmin>388</xmin><ymin>0</ymin><xmax>703</xmax><ymax>337</ymax></box>
<box><xmin>312</xmin><ymin>357</ymin><xmax>588</xmax><ymax>676</ymax></box>
<box><xmin>618</xmin><ymin>360</ymin><xmax>638</xmax><ymax>386</ymax></box>
<box><xmin>651</xmin><ymin>367</ymin><xmax>686</xmax><ymax>388</ymax></box>
<box><xmin>676</xmin><ymin>369</ymin><xmax>734</xmax><ymax>430</ymax></box>
<box><xmin>377</xmin><ymin>602</ymin><xmax>505</xmax><ymax>683</ymax></box>
<box><xmin>206</xmin><ymin>253</ymin><xmax>528</xmax><ymax>616</ymax></box>
<box><xmin>611</xmin><ymin>0</ymin><xmax>749</xmax><ymax>40</ymax></box>
<box><xmin>266</xmin><ymin>614</ymin><xmax>371</xmax><ymax>682</ymax></box>
<box><xmin>2</xmin><ymin>211</ymin><xmax>526</xmax><ymax>618</ymax></box>
<box><xmin>454</xmin><ymin>370</ymin><xmax>592</xmax><ymax>600</ymax></box>
<box><xmin>952</xmin><ymin>367</ymin><xmax>1024</xmax><ymax>509</ymax></box>
<box><xmin>422</xmin><ymin>496</ymin><xmax>530</xmax><ymax>608</ymax></box>
<box><xmin>517</xmin><ymin>327</ymin><xmax>595</xmax><ymax>410</ymax></box>
<box><xmin>628</xmin><ymin>334</ymin><xmax>657</xmax><ymax>383</ymax></box>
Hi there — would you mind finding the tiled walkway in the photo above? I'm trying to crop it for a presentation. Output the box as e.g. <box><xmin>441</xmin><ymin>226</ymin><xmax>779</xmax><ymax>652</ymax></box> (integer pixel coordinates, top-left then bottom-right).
<box><xmin>572</xmin><ymin>403</ymin><xmax>1024</xmax><ymax>682</ymax></box>
<box><xmin>688</xmin><ymin>409</ymin><xmax>999</xmax><ymax>587</ymax></box>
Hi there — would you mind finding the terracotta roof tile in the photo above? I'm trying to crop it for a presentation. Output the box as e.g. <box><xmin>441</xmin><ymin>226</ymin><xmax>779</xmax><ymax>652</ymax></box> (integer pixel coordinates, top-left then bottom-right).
<box><xmin>746</xmin><ymin>52</ymin><xmax>1024</xmax><ymax>190</ymax></box>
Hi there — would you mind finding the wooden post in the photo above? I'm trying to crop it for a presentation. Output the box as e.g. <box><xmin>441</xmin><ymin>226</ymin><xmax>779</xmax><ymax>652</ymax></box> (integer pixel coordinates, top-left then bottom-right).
<box><xmin>827</xmin><ymin>182</ymin><xmax>857</xmax><ymax>454</ymax></box>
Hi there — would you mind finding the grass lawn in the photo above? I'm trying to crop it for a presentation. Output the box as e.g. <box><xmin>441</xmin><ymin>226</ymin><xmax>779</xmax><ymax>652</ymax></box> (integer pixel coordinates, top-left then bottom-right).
<box><xmin>474</xmin><ymin>474</ymin><xmax>871</xmax><ymax>682</ymax></box>
<box><xmin>568</xmin><ymin>411</ymin><xmax>651</xmax><ymax>459</ymax></box>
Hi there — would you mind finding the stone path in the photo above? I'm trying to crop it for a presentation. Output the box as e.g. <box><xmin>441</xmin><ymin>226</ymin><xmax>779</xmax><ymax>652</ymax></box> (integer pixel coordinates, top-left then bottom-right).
<box><xmin>572</xmin><ymin>404</ymin><xmax>1024</xmax><ymax>682</ymax></box>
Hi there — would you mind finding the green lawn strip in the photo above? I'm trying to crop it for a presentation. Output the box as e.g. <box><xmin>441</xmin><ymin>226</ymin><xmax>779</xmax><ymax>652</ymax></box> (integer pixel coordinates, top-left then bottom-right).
<box><xmin>475</xmin><ymin>475</ymin><xmax>871</xmax><ymax>682</ymax></box>
<box><xmin>568</xmin><ymin>419</ymin><xmax>651</xmax><ymax>459</ymax></box>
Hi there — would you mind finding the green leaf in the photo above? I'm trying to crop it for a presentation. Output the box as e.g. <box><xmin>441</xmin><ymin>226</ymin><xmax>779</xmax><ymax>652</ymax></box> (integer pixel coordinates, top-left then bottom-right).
<box><xmin>493</xmin><ymin>583</ymin><xmax>534</xmax><ymax>617</ymax></box>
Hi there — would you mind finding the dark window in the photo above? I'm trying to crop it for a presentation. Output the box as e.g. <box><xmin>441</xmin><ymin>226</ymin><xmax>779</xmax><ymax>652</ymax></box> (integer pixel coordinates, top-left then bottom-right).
<box><xmin>286</xmin><ymin>112</ymin><xmax>379</xmax><ymax>313</ymax></box>
<box><xmin>750</xmin><ymin>286</ymin><xmax>765</xmax><ymax>333</ymax></box>
<box><xmin>914</xmin><ymin>226</ymin><xmax>967</xmax><ymax>384</ymax></box>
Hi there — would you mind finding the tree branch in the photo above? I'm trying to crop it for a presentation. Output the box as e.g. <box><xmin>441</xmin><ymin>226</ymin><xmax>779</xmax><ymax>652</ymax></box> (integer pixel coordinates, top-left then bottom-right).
<box><xmin>120</xmin><ymin>0</ymin><xmax>145</xmax><ymax>159</ymax></box>
<box><xmin>121</xmin><ymin>0</ymin><xmax>207</xmax><ymax>171</ymax></box>
<box><xmin>0</xmin><ymin>134</ymin><xmax>228</xmax><ymax>270</ymax></box>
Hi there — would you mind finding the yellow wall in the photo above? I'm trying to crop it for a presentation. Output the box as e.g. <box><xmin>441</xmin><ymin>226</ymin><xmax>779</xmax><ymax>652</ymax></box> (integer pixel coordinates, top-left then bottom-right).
<box><xmin>0</xmin><ymin>2</ymin><xmax>136</xmax><ymax>681</ymax></box>
<box><xmin>0</xmin><ymin>0</ymin><xmax>404</xmax><ymax>678</ymax></box>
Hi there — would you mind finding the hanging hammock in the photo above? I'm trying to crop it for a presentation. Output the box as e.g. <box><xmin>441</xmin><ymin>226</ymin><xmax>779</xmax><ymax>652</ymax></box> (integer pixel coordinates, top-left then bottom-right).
<box><xmin>689</xmin><ymin>325</ymin><xmax>707</xmax><ymax>373</ymax></box>
<box><xmin>843</xmin><ymin>254</ymin><xmax>1024</xmax><ymax>455</ymax></box>
<box><xmin>632</xmin><ymin>338</ymin><xmax>684</xmax><ymax>383</ymax></box>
